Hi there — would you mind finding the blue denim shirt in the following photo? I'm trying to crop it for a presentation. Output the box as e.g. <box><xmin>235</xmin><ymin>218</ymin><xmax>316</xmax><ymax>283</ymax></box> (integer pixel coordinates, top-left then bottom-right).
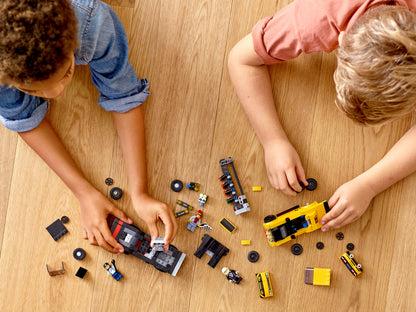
<box><xmin>0</xmin><ymin>0</ymin><xmax>149</xmax><ymax>132</ymax></box>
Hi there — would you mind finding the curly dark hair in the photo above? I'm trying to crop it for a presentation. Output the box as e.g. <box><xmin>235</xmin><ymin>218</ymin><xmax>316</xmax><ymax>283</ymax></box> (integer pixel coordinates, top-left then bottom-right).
<box><xmin>0</xmin><ymin>0</ymin><xmax>78</xmax><ymax>85</ymax></box>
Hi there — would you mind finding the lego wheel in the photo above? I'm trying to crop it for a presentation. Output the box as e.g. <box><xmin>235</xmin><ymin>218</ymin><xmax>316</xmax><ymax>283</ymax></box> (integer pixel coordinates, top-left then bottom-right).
<box><xmin>336</xmin><ymin>232</ymin><xmax>344</xmax><ymax>240</ymax></box>
<box><xmin>305</xmin><ymin>178</ymin><xmax>318</xmax><ymax>191</ymax></box>
<box><xmin>316</xmin><ymin>242</ymin><xmax>324</xmax><ymax>250</ymax></box>
<box><xmin>264</xmin><ymin>215</ymin><xmax>276</xmax><ymax>224</ymax></box>
<box><xmin>110</xmin><ymin>187</ymin><xmax>123</xmax><ymax>200</ymax></box>
<box><xmin>105</xmin><ymin>177</ymin><xmax>114</xmax><ymax>186</ymax></box>
<box><xmin>73</xmin><ymin>248</ymin><xmax>86</xmax><ymax>260</ymax></box>
<box><xmin>346</xmin><ymin>243</ymin><xmax>355</xmax><ymax>251</ymax></box>
<box><xmin>171</xmin><ymin>179</ymin><xmax>184</xmax><ymax>192</ymax></box>
<box><xmin>291</xmin><ymin>243</ymin><xmax>303</xmax><ymax>255</ymax></box>
<box><xmin>247</xmin><ymin>251</ymin><xmax>259</xmax><ymax>263</ymax></box>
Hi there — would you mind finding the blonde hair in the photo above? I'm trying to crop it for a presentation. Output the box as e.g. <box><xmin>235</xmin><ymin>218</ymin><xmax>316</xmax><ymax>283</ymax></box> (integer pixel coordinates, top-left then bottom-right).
<box><xmin>0</xmin><ymin>0</ymin><xmax>78</xmax><ymax>85</ymax></box>
<box><xmin>334</xmin><ymin>5</ymin><xmax>416</xmax><ymax>125</ymax></box>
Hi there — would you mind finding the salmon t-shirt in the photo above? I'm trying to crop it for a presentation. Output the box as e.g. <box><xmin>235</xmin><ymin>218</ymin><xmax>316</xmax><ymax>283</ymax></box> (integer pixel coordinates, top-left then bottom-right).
<box><xmin>252</xmin><ymin>0</ymin><xmax>413</xmax><ymax>64</ymax></box>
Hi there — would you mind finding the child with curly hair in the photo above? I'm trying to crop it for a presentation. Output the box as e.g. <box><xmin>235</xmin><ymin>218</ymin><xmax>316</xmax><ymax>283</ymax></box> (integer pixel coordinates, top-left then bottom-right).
<box><xmin>0</xmin><ymin>0</ymin><xmax>177</xmax><ymax>253</ymax></box>
<box><xmin>228</xmin><ymin>0</ymin><xmax>416</xmax><ymax>231</ymax></box>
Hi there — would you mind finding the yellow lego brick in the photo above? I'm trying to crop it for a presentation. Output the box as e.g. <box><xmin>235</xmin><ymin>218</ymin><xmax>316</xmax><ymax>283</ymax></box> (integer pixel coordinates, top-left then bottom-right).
<box><xmin>241</xmin><ymin>240</ymin><xmax>251</xmax><ymax>245</ymax></box>
<box><xmin>252</xmin><ymin>186</ymin><xmax>262</xmax><ymax>191</ymax></box>
<box><xmin>305</xmin><ymin>268</ymin><xmax>330</xmax><ymax>286</ymax></box>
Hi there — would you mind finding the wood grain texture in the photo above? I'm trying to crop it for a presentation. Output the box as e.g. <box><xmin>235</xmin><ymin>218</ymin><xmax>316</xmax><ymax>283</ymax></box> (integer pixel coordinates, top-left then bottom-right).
<box><xmin>0</xmin><ymin>1</ymin><xmax>415</xmax><ymax>311</ymax></box>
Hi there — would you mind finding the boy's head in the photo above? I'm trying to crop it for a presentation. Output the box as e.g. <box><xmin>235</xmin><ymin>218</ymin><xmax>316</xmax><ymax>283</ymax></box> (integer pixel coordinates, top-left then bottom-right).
<box><xmin>334</xmin><ymin>5</ymin><xmax>416</xmax><ymax>125</ymax></box>
<box><xmin>0</xmin><ymin>0</ymin><xmax>78</xmax><ymax>98</ymax></box>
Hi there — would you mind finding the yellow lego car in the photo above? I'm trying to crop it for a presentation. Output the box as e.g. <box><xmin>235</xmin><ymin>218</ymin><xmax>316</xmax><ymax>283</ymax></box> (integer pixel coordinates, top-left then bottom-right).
<box><xmin>256</xmin><ymin>271</ymin><xmax>273</xmax><ymax>298</ymax></box>
<box><xmin>340</xmin><ymin>251</ymin><xmax>362</xmax><ymax>277</ymax></box>
<box><xmin>263</xmin><ymin>201</ymin><xmax>329</xmax><ymax>247</ymax></box>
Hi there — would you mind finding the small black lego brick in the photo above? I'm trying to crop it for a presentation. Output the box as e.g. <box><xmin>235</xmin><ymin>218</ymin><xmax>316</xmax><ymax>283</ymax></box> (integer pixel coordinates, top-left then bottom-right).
<box><xmin>75</xmin><ymin>267</ymin><xmax>88</xmax><ymax>279</ymax></box>
<box><xmin>46</xmin><ymin>219</ymin><xmax>68</xmax><ymax>241</ymax></box>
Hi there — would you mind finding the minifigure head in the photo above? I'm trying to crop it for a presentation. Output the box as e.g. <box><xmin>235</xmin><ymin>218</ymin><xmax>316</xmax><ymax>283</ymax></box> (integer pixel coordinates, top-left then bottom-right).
<box><xmin>0</xmin><ymin>0</ymin><xmax>78</xmax><ymax>98</ymax></box>
<box><xmin>334</xmin><ymin>5</ymin><xmax>416</xmax><ymax>125</ymax></box>
<box><xmin>196</xmin><ymin>210</ymin><xmax>203</xmax><ymax>217</ymax></box>
<box><xmin>222</xmin><ymin>267</ymin><xmax>230</xmax><ymax>275</ymax></box>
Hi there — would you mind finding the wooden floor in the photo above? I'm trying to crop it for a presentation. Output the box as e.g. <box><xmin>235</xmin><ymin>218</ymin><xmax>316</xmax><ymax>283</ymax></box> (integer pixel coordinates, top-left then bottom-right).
<box><xmin>1</xmin><ymin>0</ymin><xmax>415</xmax><ymax>311</ymax></box>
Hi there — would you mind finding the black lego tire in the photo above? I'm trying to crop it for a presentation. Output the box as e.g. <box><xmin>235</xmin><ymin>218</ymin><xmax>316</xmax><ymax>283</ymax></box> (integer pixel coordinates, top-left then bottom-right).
<box><xmin>110</xmin><ymin>187</ymin><xmax>123</xmax><ymax>200</ymax></box>
<box><xmin>305</xmin><ymin>178</ymin><xmax>318</xmax><ymax>191</ymax></box>
<box><xmin>171</xmin><ymin>179</ymin><xmax>184</xmax><ymax>192</ymax></box>
<box><xmin>346</xmin><ymin>243</ymin><xmax>355</xmax><ymax>251</ymax></box>
<box><xmin>291</xmin><ymin>243</ymin><xmax>303</xmax><ymax>255</ymax></box>
<box><xmin>264</xmin><ymin>215</ymin><xmax>277</xmax><ymax>224</ymax></box>
<box><xmin>316</xmin><ymin>242</ymin><xmax>324</xmax><ymax>250</ymax></box>
<box><xmin>73</xmin><ymin>248</ymin><xmax>86</xmax><ymax>260</ymax></box>
<box><xmin>247</xmin><ymin>251</ymin><xmax>259</xmax><ymax>263</ymax></box>
<box><xmin>336</xmin><ymin>232</ymin><xmax>344</xmax><ymax>240</ymax></box>
<box><xmin>105</xmin><ymin>177</ymin><xmax>114</xmax><ymax>186</ymax></box>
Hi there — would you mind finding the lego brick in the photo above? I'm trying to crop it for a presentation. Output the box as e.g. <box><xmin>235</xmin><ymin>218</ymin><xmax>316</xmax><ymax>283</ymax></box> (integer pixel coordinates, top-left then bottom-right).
<box><xmin>304</xmin><ymin>267</ymin><xmax>330</xmax><ymax>286</ymax></box>
<box><xmin>46</xmin><ymin>219</ymin><xmax>68</xmax><ymax>241</ymax></box>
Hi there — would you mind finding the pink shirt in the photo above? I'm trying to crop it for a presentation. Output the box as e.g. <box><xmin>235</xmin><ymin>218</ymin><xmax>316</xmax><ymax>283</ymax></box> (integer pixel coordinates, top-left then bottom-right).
<box><xmin>252</xmin><ymin>0</ymin><xmax>413</xmax><ymax>64</ymax></box>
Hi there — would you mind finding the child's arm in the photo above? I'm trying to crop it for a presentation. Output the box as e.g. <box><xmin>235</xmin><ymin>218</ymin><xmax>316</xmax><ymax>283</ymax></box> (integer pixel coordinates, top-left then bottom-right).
<box><xmin>228</xmin><ymin>34</ymin><xmax>308</xmax><ymax>195</ymax></box>
<box><xmin>112</xmin><ymin>106</ymin><xmax>178</xmax><ymax>248</ymax></box>
<box><xmin>321</xmin><ymin>124</ymin><xmax>416</xmax><ymax>231</ymax></box>
<box><xmin>18</xmin><ymin>119</ymin><xmax>132</xmax><ymax>253</ymax></box>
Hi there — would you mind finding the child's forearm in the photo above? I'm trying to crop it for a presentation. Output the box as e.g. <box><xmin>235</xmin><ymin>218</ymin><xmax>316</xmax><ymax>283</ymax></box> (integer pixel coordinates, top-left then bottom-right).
<box><xmin>358</xmin><ymin>124</ymin><xmax>416</xmax><ymax>195</ymax></box>
<box><xmin>111</xmin><ymin>106</ymin><xmax>148</xmax><ymax>196</ymax></box>
<box><xmin>228</xmin><ymin>34</ymin><xmax>289</xmax><ymax>148</ymax></box>
<box><xmin>18</xmin><ymin>119</ymin><xmax>95</xmax><ymax>197</ymax></box>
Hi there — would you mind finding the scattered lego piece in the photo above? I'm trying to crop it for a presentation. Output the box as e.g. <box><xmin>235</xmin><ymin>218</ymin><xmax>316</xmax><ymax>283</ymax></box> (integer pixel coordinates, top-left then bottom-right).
<box><xmin>186</xmin><ymin>182</ymin><xmax>200</xmax><ymax>191</ymax></box>
<box><xmin>197</xmin><ymin>223</ymin><xmax>213</xmax><ymax>231</ymax></box>
<box><xmin>73</xmin><ymin>248</ymin><xmax>86</xmax><ymax>260</ymax></box>
<box><xmin>263</xmin><ymin>201</ymin><xmax>329</xmax><ymax>247</ymax></box>
<box><xmin>252</xmin><ymin>186</ymin><xmax>262</xmax><ymax>192</ymax></box>
<box><xmin>46</xmin><ymin>219</ymin><xmax>68</xmax><ymax>241</ymax></box>
<box><xmin>247</xmin><ymin>250</ymin><xmax>259</xmax><ymax>263</ymax></box>
<box><xmin>291</xmin><ymin>243</ymin><xmax>303</xmax><ymax>255</ymax></box>
<box><xmin>171</xmin><ymin>179</ymin><xmax>183</xmax><ymax>192</ymax></box>
<box><xmin>336</xmin><ymin>232</ymin><xmax>344</xmax><ymax>240</ymax></box>
<box><xmin>60</xmin><ymin>216</ymin><xmax>69</xmax><ymax>224</ymax></box>
<box><xmin>46</xmin><ymin>262</ymin><xmax>65</xmax><ymax>276</ymax></box>
<box><xmin>340</xmin><ymin>251</ymin><xmax>362</xmax><ymax>277</ymax></box>
<box><xmin>151</xmin><ymin>237</ymin><xmax>165</xmax><ymax>251</ymax></box>
<box><xmin>219</xmin><ymin>217</ymin><xmax>237</xmax><ymax>233</ymax></box>
<box><xmin>110</xmin><ymin>187</ymin><xmax>123</xmax><ymax>200</ymax></box>
<box><xmin>256</xmin><ymin>272</ymin><xmax>273</xmax><ymax>298</ymax></box>
<box><xmin>105</xmin><ymin>177</ymin><xmax>114</xmax><ymax>186</ymax></box>
<box><xmin>110</xmin><ymin>218</ymin><xmax>186</xmax><ymax>276</ymax></box>
<box><xmin>316</xmin><ymin>242</ymin><xmax>324</xmax><ymax>250</ymax></box>
<box><xmin>219</xmin><ymin>157</ymin><xmax>250</xmax><ymax>215</ymax></box>
<box><xmin>75</xmin><ymin>267</ymin><xmax>87</xmax><ymax>279</ymax></box>
<box><xmin>175</xmin><ymin>200</ymin><xmax>194</xmax><ymax>217</ymax></box>
<box><xmin>304</xmin><ymin>268</ymin><xmax>331</xmax><ymax>286</ymax></box>
<box><xmin>347</xmin><ymin>243</ymin><xmax>355</xmax><ymax>251</ymax></box>
<box><xmin>198</xmin><ymin>193</ymin><xmax>208</xmax><ymax>207</ymax></box>
<box><xmin>187</xmin><ymin>210</ymin><xmax>204</xmax><ymax>232</ymax></box>
<box><xmin>241</xmin><ymin>240</ymin><xmax>251</xmax><ymax>246</ymax></box>
<box><xmin>104</xmin><ymin>259</ymin><xmax>123</xmax><ymax>281</ymax></box>
<box><xmin>194</xmin><ymin>234</ymin><xmax>229</xmax><ymax>268</ymax></box>
<box><xmin>222</xmin><ymin>267</ymin><xmax>242</xmax><ymax>284</ymax></box>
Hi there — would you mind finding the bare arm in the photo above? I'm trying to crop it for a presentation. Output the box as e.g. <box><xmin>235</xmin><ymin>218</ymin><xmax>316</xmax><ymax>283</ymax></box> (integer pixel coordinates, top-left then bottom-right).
<box><xmin>18</xmin><ymin>119</ymin><xmax>130</xmax><ymax>253</ymax></box>
<box><xmin>112</xmin><ymin>106</ymin><xmax>177</xmax><ymax>247</ymax></box>
<box><xmin>228</xmin><ymin>34</ymin><xmax>307</xmax><ymax>194</ymax></box>
<box><xmin>321</xmin><ymin>123</ymin><xmax>416</xmax><ymax>230</ymax></box>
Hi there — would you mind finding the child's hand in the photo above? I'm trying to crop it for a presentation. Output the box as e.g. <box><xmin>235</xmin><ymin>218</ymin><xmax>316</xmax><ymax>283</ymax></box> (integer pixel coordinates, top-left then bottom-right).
<box><xmin>264</xmin><ymin>139</ymin><xmax>308</xmax><ymax>195</ymax></box>
<box><xmin>131</xmin><ymin>193</ymin><xmax>178</xmax><ymax>250</ymax></box>
<box><xmin>78</xmin><ymin>189</ymin><xmax>133</xmax><ymax>254</ymax></box>
<box><xmin>320</xmin><ymin>177</ymin><xmax>376</xmax><ymax>231</ymax></box>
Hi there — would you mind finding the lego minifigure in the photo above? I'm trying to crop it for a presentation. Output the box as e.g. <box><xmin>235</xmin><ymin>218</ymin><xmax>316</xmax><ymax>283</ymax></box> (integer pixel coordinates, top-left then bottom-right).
<box><xmin>222</xmin><ymin>267</ymin><xmax>242</xmax><ymax>284</ymax></box>
<box><xmin>198</xmin><ymin>193</ymin><xmax>208</xmax><ymax>207</ymax></box>
<box><xmin>104</xmin><ymin>259</ymin><xmax>123</xmax><ymax>281</ymax></box>
<box><xmin>187</xmin><ymin>210</ymin><xmax>203</xmax><ymax>232</ymax></box>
